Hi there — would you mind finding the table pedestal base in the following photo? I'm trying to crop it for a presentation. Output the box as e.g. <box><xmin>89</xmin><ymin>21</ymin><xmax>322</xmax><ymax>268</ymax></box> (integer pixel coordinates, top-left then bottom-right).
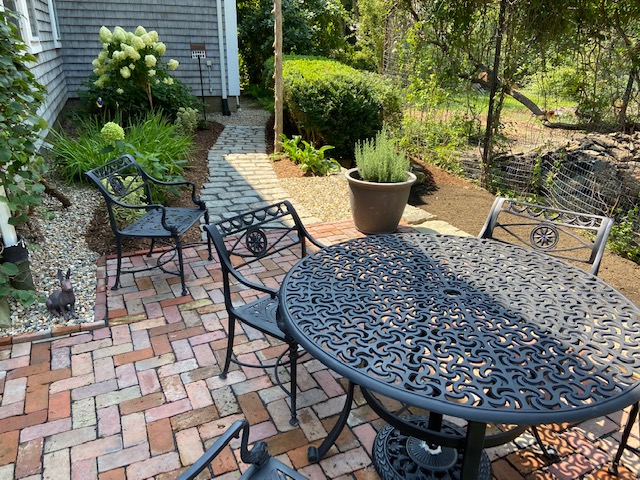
<box><xmin>373</xmin><ymin>416</ymin><xmax>491</xmax><ymax>480</ymax></box>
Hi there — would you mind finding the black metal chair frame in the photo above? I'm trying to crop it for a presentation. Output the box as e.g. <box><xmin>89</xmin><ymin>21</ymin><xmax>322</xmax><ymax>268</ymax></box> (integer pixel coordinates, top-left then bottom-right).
<box><xmin>480</xmin><ymin>196</ymin><xmax>615</xmax><ymax>459</ymax></box>
<box><xmin>177</xmin><ymin>419</ymin><xmax>307</xmax><ymax>480</ymax></box>
<box><xmin>204</xmin><ymin>200</ymin><xmax>324</xmax><ymax>426</ymax></box>
<box><xmin>479</xmin><ymin>196</ymin><xmax>614</xmax><ymax>275</ymax></box>
<box><xmin>86</xmin><ymin>154</ymin><xmax>212</xmax><ymax>296</ymax></box>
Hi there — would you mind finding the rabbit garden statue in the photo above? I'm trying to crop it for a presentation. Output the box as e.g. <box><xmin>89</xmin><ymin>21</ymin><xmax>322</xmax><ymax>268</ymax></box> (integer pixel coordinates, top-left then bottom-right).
<box><xmin>46</xmin><ymin>268</ymin><xmax>77</xmax><ymax>319</ymax></box>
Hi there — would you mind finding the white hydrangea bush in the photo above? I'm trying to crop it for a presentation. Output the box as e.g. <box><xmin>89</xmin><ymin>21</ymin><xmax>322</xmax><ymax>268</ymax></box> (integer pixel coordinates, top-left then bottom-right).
<box><xmin>91</xmin><ymin>25</ymin><xmax>180</xmax><ymax>109</ymax></box>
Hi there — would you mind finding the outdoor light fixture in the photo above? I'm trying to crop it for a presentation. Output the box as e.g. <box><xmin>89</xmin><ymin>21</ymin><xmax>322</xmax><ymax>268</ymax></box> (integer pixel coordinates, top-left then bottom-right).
<box><xmin>190</xmin><ymin>42</ymin><xmax>208</xmax><ymax>122</ymax></box>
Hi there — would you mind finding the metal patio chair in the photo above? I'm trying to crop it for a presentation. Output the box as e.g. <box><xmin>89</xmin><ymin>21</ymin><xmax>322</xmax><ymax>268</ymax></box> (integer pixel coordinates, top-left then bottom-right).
<box><xmin>204</xmin><ymin>200</ymin><xmax>324</xmax><ymax>426</ymax></box>
<box><xmin>86</xmin><ymin>154</ymin><xmax>212</xmax><ymax>296</ymax></box>
<box><xmin>479</xmin><ymin>196</ymin><xmax>614</xmax><ymax>458</ymax></box>
<box><xmin>177</xmin><ymin>419</ymin><xmax>307</xmax><ymax>480</ymax></box>
<box><xmin>479</xmin><ymin>196</ymin><xmax>614</xmax><ymax>275</ymax></box>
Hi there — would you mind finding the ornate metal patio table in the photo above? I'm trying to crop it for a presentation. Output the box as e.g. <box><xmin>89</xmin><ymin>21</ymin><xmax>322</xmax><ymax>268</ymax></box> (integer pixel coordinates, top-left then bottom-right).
<box><xmin>279</xmin><ymin>233</ymin><xmax>640</xmax><ymax>480</ymax></box>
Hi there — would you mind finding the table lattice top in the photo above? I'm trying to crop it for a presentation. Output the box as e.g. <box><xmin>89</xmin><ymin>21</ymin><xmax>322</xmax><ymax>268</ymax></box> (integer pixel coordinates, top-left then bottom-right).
<box><xmin>280</xmin><ymin>234</ymin><xmax>640</xmax><ymax>425</ymax></box>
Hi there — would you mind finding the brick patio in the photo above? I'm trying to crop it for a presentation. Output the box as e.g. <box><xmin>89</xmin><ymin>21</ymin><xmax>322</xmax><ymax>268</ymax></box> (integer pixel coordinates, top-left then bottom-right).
<box><xmin>0</xmin><ymin>220</ymin><xmax>639</xmax><ymax>479</ymax></box>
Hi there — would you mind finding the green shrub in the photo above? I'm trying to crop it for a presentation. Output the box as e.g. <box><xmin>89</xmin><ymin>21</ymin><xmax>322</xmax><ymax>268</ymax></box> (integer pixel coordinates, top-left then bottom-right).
<box><xmin>50</xmin><ymin>112</ymin><xmax>192</xmax><ymax>184</ymax></box>
<box><xmin>79</xmin><ymin>74</ymin><xmax>200</xmax><ymax>122</ymax></box>
<box><xmin>238</xmin><ymin>0</ymin><xmax>350</xmax><ymax>84</ymax></box>
<box><xmin>355</xmin><ymin>130</ymin><xmax>410</xmax><ymax>183</ymax></box>
<box><xmin>282</xmin><ymin>57</ymin><xmax>402</xmax><ymax>157</ymax></box>
<box><xmin>0</xmin><ymin>9</ymin><xmax>47</xmax><ymax>306</ymax></box>
<box><xmin>279</xmin><ymin>134</ymin><xmax>340</xmax><ymax>175</ymax></box>
<box><xmin>101</xmin><ymin>175</ymin><xmax>146</xmax><ymax>227</ymax></box>
<box><xmin>608</xmin><ymin>207</ymin><xmax>640</xmax><ymax>263</ymax></box>
<box><xmin>174</xmin><ymin>107</ymin><xmax>199</xmax><ymax>136</ymax></box>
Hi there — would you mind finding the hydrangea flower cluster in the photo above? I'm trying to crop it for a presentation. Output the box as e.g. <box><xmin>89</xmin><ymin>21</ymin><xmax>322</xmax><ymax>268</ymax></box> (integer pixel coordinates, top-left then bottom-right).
<box><xmin>91</xmin><ymin>25</ymin><xmax>180</xmax><ymax>109</ymax></box>
<box><xmin>100</xmin><ymin>122</ymin><xmax>125</xmax><ymax>143</ymax></box>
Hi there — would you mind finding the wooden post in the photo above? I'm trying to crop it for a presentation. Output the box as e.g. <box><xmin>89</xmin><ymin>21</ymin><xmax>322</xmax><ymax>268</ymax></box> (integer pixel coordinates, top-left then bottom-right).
<box><xmin>273</xmin><ymin>0</ymin><xmax>283</xmax><ymax>153</ymax></box>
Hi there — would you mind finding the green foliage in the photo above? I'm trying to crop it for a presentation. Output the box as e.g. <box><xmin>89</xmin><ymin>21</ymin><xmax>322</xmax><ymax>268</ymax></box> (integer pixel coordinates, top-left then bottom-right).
<box><xmin>279</xmin><ymin>134</ymin><xmax>340</xmax><ymax>176</ymax></box>
<box><xmin>608</xmin><ymin>207</ymin><xmax>640</xmax><ymax>263</ymax></box>
<box><xmin>237</xmin><ymin>0</ymin><xmax>351</xmax><ymax>84</ymax></box>
<box><xmin>79</xmin><ymin>26</ymin><xmax>199</xmax><ymax>121</ymax></box>
<box><xmin>0</xmin><ymin>10</ymin><xmax>48</xmax><ymax>227</ymax></box>
<box><xmin>336</xmin><ymin>0</ymin><xmax>385</xmax><ymax>72</ymax></box>
<box><xmin>50</xmin><ymin>112</ymin><xmax>192</xmax><ymax>185</ymax></box>
<box><xmin>174</xmin><ymin>107</ymin><xmax>199</xmax><ymax>136</ymax></box>
<box><xmin>398</xmin><ymin>113</ymin><xmax>472</xmax><ymax>176</ymax></box>
<box><xmin>282</xmin><ymin>57</ymin><xmax>402</xmax><ymax>157</ymax></box>
<box><xmin>355</xmin><ymin>130</ymin><xmax>410</xmax><ymax>183</ymax></box>
<box><xmin>101</xmin><ymin>175</ymin><xmax>146</xmax><ymax>227</ymax></box>
<box><xmin>0</xmin><ymin>9</ymin><xmax>48</xmax><ymax>305</ymax></box>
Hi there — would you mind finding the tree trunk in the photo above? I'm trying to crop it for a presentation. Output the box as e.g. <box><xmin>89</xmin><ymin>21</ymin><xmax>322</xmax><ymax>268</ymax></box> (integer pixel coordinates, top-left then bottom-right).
<box><xmin>42</xmin><ymin>179</ymin><xmax>72</xmax><ymax>208</ymax></box>
<box><xmin>480</xmin><ymin>0</ymin><xmax>507</xmax><ymax>189</ymax></box>
<box><xmin>617</xmin><ymin>68</ymin><xmax>636</xmax><ymax>127</ymax></box>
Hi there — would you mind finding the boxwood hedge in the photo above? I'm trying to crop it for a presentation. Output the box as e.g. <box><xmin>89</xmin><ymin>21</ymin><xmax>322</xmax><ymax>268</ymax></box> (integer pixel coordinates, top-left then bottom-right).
<box><xmin>281</xmin><ymin>57</ymin><xmax>401</xmax><ymax>157</ymax></box>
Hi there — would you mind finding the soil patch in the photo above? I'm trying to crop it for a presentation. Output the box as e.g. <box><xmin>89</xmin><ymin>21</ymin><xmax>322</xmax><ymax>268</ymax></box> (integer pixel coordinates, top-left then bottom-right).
<box><xmin>85</xmin><ymin>122</ymin><xmax>224</xmax><ymax>255</ymax></box>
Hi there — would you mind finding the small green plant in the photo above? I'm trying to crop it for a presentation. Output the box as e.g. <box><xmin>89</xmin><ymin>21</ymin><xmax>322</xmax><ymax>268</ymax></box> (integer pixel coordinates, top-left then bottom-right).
<box><xmin>279</xmin><ymin>134</ymin><xmax>340</xmax><ymax>176</ymax></box>
<box><xmin>174</xmin><ymin>107</ymin><xmax>198</xmax><ymax>136</ymax></box>
<box><xmin>608</xmin><ymin>207</ymin><xmax>640</xmax><ymax>263</ymax></box>
<box><xmin>355</xmin><ymin>131</ymin><xmax>410</xmax><ymax>183</ymax></box>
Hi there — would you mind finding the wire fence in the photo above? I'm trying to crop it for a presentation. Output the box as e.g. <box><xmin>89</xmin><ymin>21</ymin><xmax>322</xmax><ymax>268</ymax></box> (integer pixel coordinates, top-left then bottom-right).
<box><xmin>381</xmin><ymin>4</ymin><xmax>640</xmax><ymax>242</ymax></box>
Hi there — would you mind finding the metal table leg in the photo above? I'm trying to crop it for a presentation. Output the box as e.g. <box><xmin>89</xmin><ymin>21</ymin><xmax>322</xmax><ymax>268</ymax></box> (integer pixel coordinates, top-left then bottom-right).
<box><xmin>308</xmin><ymin>381</ymin><xmax>355</xmax><ymax>462</ymax></box>
<box><xmin>372</xmin><ymin>415</ymin><xmax>491</xmax><ymax>480</ymax></box>
<box><xmin>460</xmin><ymin>421</ymin><xmax>488</xmax><ymax>480</ymax></box>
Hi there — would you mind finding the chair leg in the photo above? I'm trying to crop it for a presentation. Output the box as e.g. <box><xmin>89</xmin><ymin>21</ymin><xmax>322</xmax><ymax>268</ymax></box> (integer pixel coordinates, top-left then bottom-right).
<box><xmin>147</xmin><ymin>239</ymin><xmax>156</xmax><ymax>257</ymax></box>
<box><xmin>203</xmin><ymin>211</ymin><xmax>213</xmax><ymax>261</ymax></box>
<box><xmin>610</xmin><ymin>403</ymin><xmax>639</xmax><ymax>475</ymax></box>
<box><xmin>220</xmin><ymin>314</ymin><xmax>236</xmax><ymax>379</ymax></box>
<box><xmin>175</xmin><ymin>236</ymin><xmax>188</xmax><ymax>296</ymax></box>
<box><xmin>288</xmin><ymin>342</ymin><xmax>299</xmax><ymax>426</ymax></box>
<box><xmin>113</xmin><ymin>236</ymin><xmax>123</xmax><ymax>290</ymax></box>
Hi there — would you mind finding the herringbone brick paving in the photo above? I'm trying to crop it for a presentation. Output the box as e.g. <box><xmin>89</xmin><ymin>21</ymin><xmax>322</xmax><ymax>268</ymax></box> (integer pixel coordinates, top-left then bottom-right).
<box><xmin>0</xmin><ymin>220</ymin><xmax>639</xmax><ymax>479</ymax></box>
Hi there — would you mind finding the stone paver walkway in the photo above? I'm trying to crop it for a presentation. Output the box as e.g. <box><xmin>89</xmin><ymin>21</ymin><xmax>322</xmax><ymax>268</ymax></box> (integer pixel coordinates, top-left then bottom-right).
<box><xmin>0</xmin><ymin>125</ymin><xmax>639</xmax><ymax>479</ymax></box>
<box><xmin>201</xmin><ymin>126</ymin><xmax>321</xmax><ymax>225</ymax></box>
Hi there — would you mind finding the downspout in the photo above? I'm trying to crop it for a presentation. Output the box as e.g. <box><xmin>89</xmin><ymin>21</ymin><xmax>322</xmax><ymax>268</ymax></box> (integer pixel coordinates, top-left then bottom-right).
<box><xmin>216</xmin><ymin>0</ymin><xmax>231</xmax><ymax>115</ymax></box>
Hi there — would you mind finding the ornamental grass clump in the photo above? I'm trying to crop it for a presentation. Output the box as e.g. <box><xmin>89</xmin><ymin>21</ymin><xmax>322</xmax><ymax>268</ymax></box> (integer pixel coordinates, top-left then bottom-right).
<box><xmin>355</xmin><ymin>131</ymin><xmax>410</xmax><ymax>183</ymax></box>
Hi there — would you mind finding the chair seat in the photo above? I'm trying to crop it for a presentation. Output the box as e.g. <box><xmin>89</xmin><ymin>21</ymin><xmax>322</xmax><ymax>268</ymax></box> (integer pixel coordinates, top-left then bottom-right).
<box><xmin>122</xmin><ymin>207</ymin><xmax>205</xmax><ymax>238</ymax></box>
<box><xmin>233</xmin><ymin>296</ymin><xmax>286</xmax><ymax>341</ymax></box>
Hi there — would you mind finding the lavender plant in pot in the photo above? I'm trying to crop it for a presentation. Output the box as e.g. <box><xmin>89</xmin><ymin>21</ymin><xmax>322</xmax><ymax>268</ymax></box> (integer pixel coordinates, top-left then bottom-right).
<box><xmin>346</xmin><ymin>131</ymin><xmax>417</xmax><ymax>234</ymax></box>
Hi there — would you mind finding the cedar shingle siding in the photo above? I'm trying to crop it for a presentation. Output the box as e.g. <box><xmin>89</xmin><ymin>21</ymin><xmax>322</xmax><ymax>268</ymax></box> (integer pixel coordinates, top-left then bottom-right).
<box><xmin>56</xmin><ymin>0</ymin><xmax>225</xmax><ymax>98</ymax></box>
<box><xmin>27</xmin><ymin>0</ymin><xmax>67</xmax><ymax>132</ymax></box>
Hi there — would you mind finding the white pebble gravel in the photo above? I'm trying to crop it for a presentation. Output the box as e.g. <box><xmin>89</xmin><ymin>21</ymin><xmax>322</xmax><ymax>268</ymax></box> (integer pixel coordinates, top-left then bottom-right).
<box><xmin>1</xmin><ymin>181</ymin><xmax>101</xmax><ymax>337</ymax></box>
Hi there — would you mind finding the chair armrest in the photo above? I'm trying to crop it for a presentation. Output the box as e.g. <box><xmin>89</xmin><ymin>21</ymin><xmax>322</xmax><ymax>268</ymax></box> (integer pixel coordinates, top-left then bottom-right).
<box><xmin>306</xmin><ymin>234</ymin><xmax>325</xmax><ymax>250</ymax></box>
<box><xmin>176</xmin><ymin>420</ymin><xmax>246</xmax><ymax>480</ymax></box>
<box><xmin>144</xmin><ymin>176</ymin><xmax>204</xmax><ymax>208</ymax></box>
<box><xmin>227</xmin><ymin>265</ymin><xmax>280</xmax><ymax>297</ymax></box>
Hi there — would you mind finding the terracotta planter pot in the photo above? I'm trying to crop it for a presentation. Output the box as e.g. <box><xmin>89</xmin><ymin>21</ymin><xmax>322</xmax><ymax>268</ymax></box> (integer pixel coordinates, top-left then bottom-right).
<box><xmin>346</xmin><ymin>167</ymin><xmax>417</xmax><ymax>234</ymax></box>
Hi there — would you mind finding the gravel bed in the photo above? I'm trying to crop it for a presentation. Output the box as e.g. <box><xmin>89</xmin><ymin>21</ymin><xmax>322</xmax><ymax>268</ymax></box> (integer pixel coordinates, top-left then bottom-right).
<box><xmin>207</xmin><ymin>98</ymin><xmax>272</xmax><ymax>126</ymax></box>
<box><xmin>0</xmin><ymin>101</ymin><xmax>309</xmax><ymax>338</ymax></box>
<box><xmin>1</xmin><ymin>181</ymin><xmax>101</xmax><ymax>337</ymax></box>
<box><xmin>279</xmin><ymin>173</ymin><xmax>353</xmax><ymax>223</ymax></box>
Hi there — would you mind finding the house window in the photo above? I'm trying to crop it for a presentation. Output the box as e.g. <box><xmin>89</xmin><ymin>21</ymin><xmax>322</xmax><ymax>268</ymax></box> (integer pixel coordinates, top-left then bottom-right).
<box><xmin>1</xmin><ymin>0</ymin><xmax>42</xmax><ymax>53</ymax></box>
<box><xmin>24</xmin><ymin>0</ymin><xmax>37</xmax><ymax>37</ymax></box>
<box><xmin>47</xmin><ymin>0</ymin><xmax>60</xmax><ymax>46</ymax></box>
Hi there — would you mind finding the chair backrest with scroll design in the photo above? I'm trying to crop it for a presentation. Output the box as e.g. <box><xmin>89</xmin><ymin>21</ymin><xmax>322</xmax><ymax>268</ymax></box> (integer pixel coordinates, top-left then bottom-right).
<box><xmin>478</xmin><ymin>197</ymin><xmax>614</xmax><ymax>275</ymax></box>
<box><xmin>205</xmin><ymin>200</ymin><xmax>324</xmax><ymax>300</ymax></box>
